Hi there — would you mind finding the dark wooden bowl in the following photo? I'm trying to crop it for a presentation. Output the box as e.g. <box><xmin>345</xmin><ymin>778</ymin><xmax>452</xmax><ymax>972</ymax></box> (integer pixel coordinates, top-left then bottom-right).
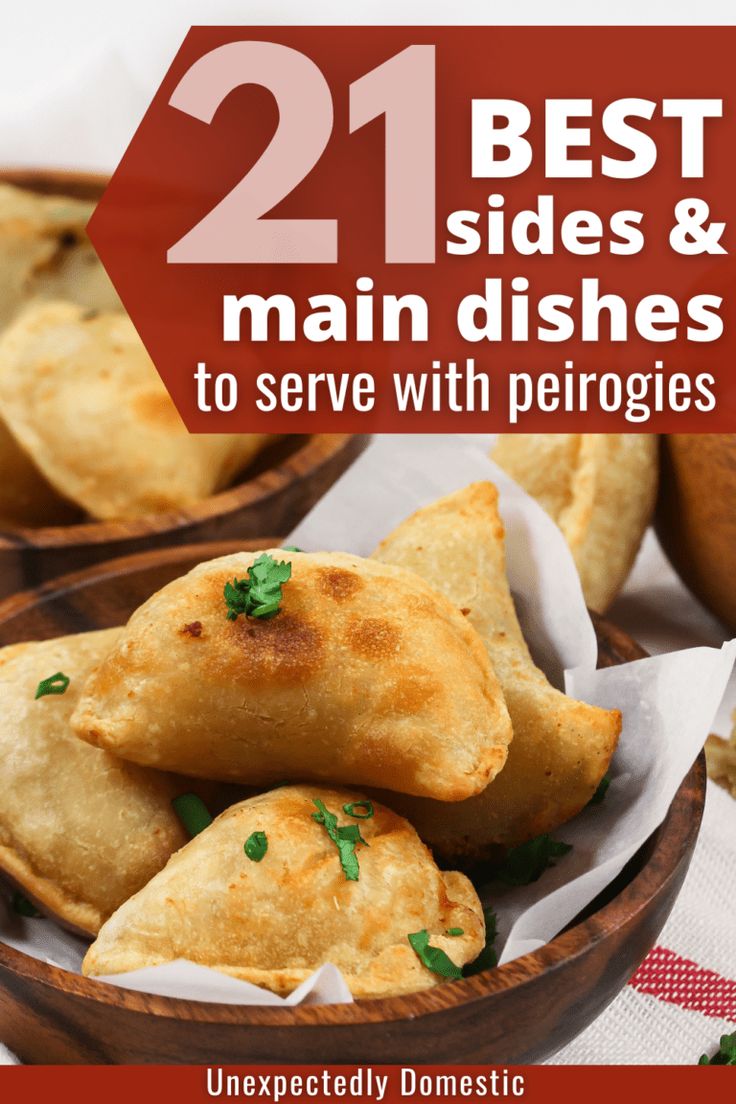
<box><xmin>0</xmin><ymin>169</ymin><xmax>366</xmax><ymax>598</ymax></box>
<box><xmin>0</xmin><ymin>542</ymin><xmax>705</xmax><ymax>1065</ymax></box>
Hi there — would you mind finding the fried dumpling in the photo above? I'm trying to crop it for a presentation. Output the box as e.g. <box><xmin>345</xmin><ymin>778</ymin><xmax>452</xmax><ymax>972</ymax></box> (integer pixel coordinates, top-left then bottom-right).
<box><xmin>492</xmin><ymin>434</ymin><xmax>659</xmax><ymax>612</ymax></box>
<box><xmin>0</xmin><ymin>302</ymin><xmax>270</xmax><ymax>519</ymax></box>
<box><xmin>705</xmin><ymin>709</ymin><xmax>736</xmax><ymax>798</ymax></box>
<box><xmin>0</xmin><ymin>182</ymin><xmax>119</xmax><ymax>330</ymax></box>
<box><xmin>0</xmin><ymin>629</ymin><xmax>193</xmax><ymax>935</ymax></box>
<box><xmin>372</xmin><ymin>483</ymin><xmax>621</xmax><ymax>858</ymax></box>
<box><xmin>82</xmin><ymin>785</ymin><xmax>485</xmax><ymax>998</ymax></box>
<box><xmin>72</xmin><ymin>550</ymin><xmax>512</xmax><ymax>801</ymax></box>
<box><xmin>0</xmin><ymin>185</ymin><xmax>121</xmax><ymax>526</ymax></box>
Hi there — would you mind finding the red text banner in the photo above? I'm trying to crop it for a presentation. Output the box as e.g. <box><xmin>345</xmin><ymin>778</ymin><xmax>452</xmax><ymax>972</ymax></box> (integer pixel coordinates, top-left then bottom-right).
<box><xmin>89</xmin><ymin>26</ymin><xmax>736</xmax><ymax>432</ymax></box>
<box><xmin>1</xmin><ymin>1063</ymin><xmax>734</xmax><ymax>1102</ymax></box>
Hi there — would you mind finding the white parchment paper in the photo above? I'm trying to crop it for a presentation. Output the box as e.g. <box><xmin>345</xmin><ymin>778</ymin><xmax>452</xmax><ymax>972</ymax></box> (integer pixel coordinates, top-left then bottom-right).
<box><xmin>2</xmin><ymin>434</ymin><xmax>733</xmax><ymax>1000</ymax></box>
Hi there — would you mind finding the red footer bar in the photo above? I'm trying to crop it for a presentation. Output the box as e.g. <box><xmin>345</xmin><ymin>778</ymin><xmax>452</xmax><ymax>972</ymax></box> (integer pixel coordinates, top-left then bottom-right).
<box><xmin>0</xmin><ymin>1064</ymin><xmax>732</xmax><ymax>1102</ymax></box>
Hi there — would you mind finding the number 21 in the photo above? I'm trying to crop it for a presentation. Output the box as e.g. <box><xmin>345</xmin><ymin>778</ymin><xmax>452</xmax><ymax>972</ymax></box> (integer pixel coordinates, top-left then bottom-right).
<box><xmin>167</xmin><ymin>41</ymin><xmax>435</xmax><ymax>265</ymax></box>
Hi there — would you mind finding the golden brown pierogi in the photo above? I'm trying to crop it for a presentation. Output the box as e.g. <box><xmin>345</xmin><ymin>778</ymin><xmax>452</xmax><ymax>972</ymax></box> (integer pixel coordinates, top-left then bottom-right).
<box><xmin>492</xmin><ymin>434</ymin><xmax>659</xmax><ymax>612</ymax></box>
<box><xmin>372</xmin><ymin>482</ymin><xmax>621</xmax><ymax>857</ymax></box>
<box><xmin>0</xmin><ymin>182</ymin><xmax>120</xmax><ymax>330</ymax></box>
<box><xmin>705</xmin><ymin>709</ymin><xmax>736</xmax><ymax>799</ymax></box>
<box><xmin>82</xmin><ymin>785</ymin><xmax>485</xmax><ymax>998</ymax></box>
<box><xmin>0</xmin><ymin>302</ymin><xmax>270</xmax><ymax>519</ymax></box>
<box><xmin>0</xmin><ymin>184</ymin><xmax>124</xmax><ymax>524</ymax></box>
<box><xmin>71</xmin><ymin>550</ymin><xmax>512</xmax><ymax>800</ymax></box>
<box><xmin>0</xmin><ymin>629</ymin><xmax>193</xmax><ymax>935</ymax></box>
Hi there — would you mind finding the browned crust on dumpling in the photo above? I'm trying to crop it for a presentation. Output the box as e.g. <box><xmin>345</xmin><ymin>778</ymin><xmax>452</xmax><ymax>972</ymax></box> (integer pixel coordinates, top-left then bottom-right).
<box><xmin>72</xmin><ymin>550</ymin><xmax>512</xmax><ymax>802</ymax></box>
<box><xmin>82</xmin><ymin>785</ymin><xmax>485</xmax><ymax>998</ymax></box>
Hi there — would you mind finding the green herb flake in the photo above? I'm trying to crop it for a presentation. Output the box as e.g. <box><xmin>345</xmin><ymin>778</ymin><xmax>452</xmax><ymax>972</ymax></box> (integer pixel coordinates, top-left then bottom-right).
<box><xmin>172</xmin><ymin>793</ymin><xmax>213</xmax><ymax>838</ymax></box>
<box><xmin>494</xmin><ymin>834</ymin><xmax>573</xmax><ymax>886</ymax></box>
<box><xmin>446</xmin><ymin>927</ymin><xmax>464</xmax><ymax>937</ymax></box>
<box><xmin>408</xmin><ymin>929</ymin><xmax>462</xmax><ymax>980</ymax></box>
<box><xmin>588</xmin><ymin>774</ymin><xmax>611</xmax><ymax>806</ymax></box>
<box><xmin>699</xmin><ymin>1031</ymin><xmax>736</xmax><ymax>1065</ymax></box>
<box><xmin>464</xmin><ymin>907</ymin><xmax>498</xmax><ymax>976</ymax></box>
<box><xmin>224</xmin><ymin>554</ymin><xmax>292</xmax><ymax>621</ymax></box>
<box><xmin>311</xmin><ymin>798</ymin><xmax>367</xmax><ymax>881</ymax></box>
<box><xmin>244</xmin><ymin>830</ymin><xmax>268</xmax><ymax>862</ymax></box>
<box><xmin>342</xmin><ymin>800</ymin><xmax>374</xmax><ymax>820</ymax></box>
<box><xmin>11</xmin><ymin>892</ymin><xmax>41</xmax><ymax>918</ymax></box>
<box><xmin>34</xmin><ymin>672</ymin><xmax>70</xmax><ymax>699</ymax></box>
<box><xmin>281</xmin><ymin>545</ymin><xmax>303</xmax><ymax>553</ymax></box>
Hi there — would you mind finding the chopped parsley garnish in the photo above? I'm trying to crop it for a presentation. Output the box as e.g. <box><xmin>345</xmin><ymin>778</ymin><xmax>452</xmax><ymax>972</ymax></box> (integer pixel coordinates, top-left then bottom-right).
<box><xmin>311</xmin><ymin>798</ymin><xmax>366</xmax><ymax>881</ymax></box>
<box><xmin>35</xmin><ymin>672</ymin><xmax>70</xmax><ymax>699</ymax></box>
<box><xmin>342</xmin><ymin>800</ymin><xmax>374</xmax><ymax>820</ymax></box>
<box><xmin>464</xmin><ymin>906</ymin><xmax>498</xmax><ymax>976</ymax></box>
<box><xmin>408</xmin><ymin>929</ymin><xmax>462</xmax><ymax>980</ymax></box>
<box><xmin>282</xmin><ymin>545</ymin><xmax>303</xmax><ymax>553</ymax></box>
<box><xmin>494</xmin><ymin>834</ymin><xmax>573</xmax><ymax>886</ymax></box>
<box><xmin>224</xmin><ymin>553</ymin><xmax>292</xmax><ymax>621</ymax></box>
<box><xmin>699</xmin><ymin>1031</ymin><xmax>736</xmax><ymax>1065</ymax></box>
<box><xmin>446</xmin><ymin>927</ymin><xmax>464</xmax><ymax>936</ymax></box>
<box><xmin>244</xmin><ymin>830</ymin><xmax>268</xmax><ymax>862</ymax></box>
<box><xmin>11</xmin><ymin>892</ymin><xmax>41</xmax><ymax>918</ymax></box>
<box><xmin>172</xmin><ymin>793</ymin><xmax>213</xmax><ymax>838</ymax></box>
<box><xmin>588</xmin><ymin>774</ymin><xmax>611</xmax><ymax>806</ymax></box>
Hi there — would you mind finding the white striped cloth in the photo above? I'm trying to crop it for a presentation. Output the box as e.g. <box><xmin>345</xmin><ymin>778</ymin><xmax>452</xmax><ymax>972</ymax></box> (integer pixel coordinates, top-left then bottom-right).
<box><xmin>551</xmin><ymin>532</ymin><xmax>736</xmax><ymax>1064</ymax></box>
<box><xmin>552</xmin><ymin>780</ymin><xmax>736</xmax><ymax>1063</ymax></box>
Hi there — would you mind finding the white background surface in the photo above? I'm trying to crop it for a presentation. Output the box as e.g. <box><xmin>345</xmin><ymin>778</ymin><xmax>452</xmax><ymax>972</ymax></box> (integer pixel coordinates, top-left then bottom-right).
<box><xmin>1</xmin><ymin>2</ymin><xmax>736</xmax><ymax>171</ymax></box>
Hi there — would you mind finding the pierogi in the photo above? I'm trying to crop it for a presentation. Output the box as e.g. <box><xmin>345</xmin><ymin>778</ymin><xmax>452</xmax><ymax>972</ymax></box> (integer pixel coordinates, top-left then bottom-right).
<box><xmin>0</xmin><ymin>628</ymin><xmax>192</xmax><ymax>935</ymax></box>
<box><xmin>0</xmin><ymin>302</ymin><xmax>270</xmax><ymax>520</ymax></box>
<box><xmin>71</xmin><ymin>549</ymin><xmax>512</xmax><ymax>801</ymax></box>
<box><xmin>83</xmin><ymin>785</ymin><xmax>486</xmax><ymax>998</ymax></box>
<box><xmin>373</xmin><ymin>482</ymin><xmax>621</xmax><ymax>857</ymax></box>
<box><xmin>492</xmin><ymin>434</ymin><xmax>659</xmax><ymax>612</ymax></box>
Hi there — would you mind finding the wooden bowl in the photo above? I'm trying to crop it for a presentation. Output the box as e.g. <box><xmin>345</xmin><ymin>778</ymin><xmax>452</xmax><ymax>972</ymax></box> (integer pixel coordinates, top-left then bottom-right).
<box><xmin>0</xmin><ymin>169</ymin><xmax>366</xmax><ymax>598</ymax></box>
<box><xmin>0</xmin><ymin>542</ymin><xmax>704</xmax><ymax>1064</ymax></box>
<box><xmin>656</xmin><ymin>434</ymin><xmax>736</xmax><ymax>630</ymax></box>
<box><xmin>0</xmin><ymin>434</ymin><xmax>365</xmax><ymax>601</ymax></box>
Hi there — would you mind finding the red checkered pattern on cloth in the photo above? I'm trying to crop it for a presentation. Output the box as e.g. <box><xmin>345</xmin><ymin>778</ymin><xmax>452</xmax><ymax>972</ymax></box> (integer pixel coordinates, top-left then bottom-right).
<box><xmin>629</xmin><ymin>946</ymin><xmax>736</xmax><ymax>1022</ymax></box>
<box><xmin>552</xmin><ymin>781</ymin><xmax>736</xmax><ymax>1064</ymax></box>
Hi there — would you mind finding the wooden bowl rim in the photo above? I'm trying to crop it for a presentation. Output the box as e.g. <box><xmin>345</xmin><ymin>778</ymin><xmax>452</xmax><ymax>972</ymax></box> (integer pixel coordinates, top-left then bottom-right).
<box><xmin>0</xmin><ymin>541</ymin><xmax>706</xmax><ymax>1028</ymax></box>
<box><xmin>0</xmin><ymin>167</ymin><xmax>110</xmax><ymax>196</ymax></box>
<box><xmin>0</xmin><ymin>168</ymin><xmax>359</xmax><ymax>549</ymax></box>
<box><xmin>0</xmin><ymin>435</ymin><xmax>357</xmax><ymax>549</ymax></box>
